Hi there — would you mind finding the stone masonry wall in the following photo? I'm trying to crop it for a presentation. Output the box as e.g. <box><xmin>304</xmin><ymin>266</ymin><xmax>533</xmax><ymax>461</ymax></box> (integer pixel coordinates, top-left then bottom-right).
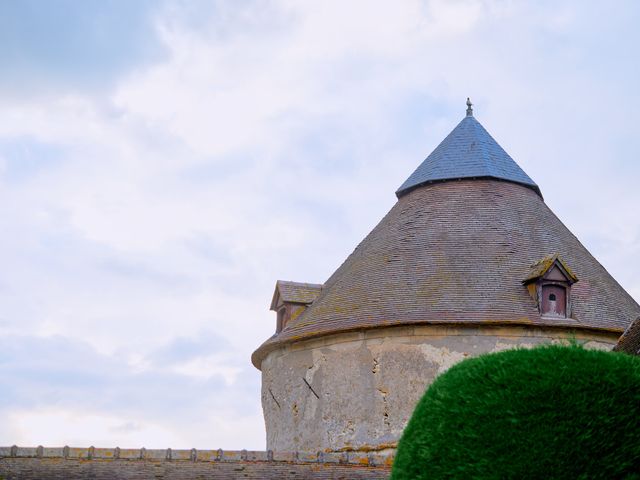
<box><xmin>261</xmin><ymin>324</ymin><xmax>617</xmax><ymax>453</ymax></box>
<box><xmin>0</xmin><ymin>447</ymin><xmax>391</xmax><ymax>480</ymax></box>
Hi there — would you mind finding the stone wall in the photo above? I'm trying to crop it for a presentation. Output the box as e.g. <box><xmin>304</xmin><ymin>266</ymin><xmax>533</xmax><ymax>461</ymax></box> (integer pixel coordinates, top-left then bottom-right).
<box><xmin>0</xmin><ymin>447</ymin><xmax>391</xmax><ymax>479</ymax></box>
<box><xmin>261</xmin><ymin>324</ymin><xmax>617</xmax><ymax>452</ymax></box>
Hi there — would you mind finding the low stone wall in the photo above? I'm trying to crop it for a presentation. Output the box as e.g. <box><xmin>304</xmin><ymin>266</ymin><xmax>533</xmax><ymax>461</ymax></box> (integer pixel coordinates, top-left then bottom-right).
<box><xmin>0</xmin><ymin>446</ymin><xmax>392</xmax><ymax>479</ymax></box>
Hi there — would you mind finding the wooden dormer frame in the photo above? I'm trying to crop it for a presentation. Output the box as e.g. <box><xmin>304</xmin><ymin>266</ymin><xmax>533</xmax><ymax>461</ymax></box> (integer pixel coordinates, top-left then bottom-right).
<box><xmin>523</xmin><ymin>254</ymin><xmax>578</xmax><ymax>318</ymax></box>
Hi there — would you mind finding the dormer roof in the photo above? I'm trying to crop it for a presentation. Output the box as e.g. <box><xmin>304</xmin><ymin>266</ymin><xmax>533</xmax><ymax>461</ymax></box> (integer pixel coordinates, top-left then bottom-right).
<box><xmin>270</xmin><ymin>280</ymin><xmax>322</xmax><ymax>311</ymax></box>
<box><xmin>523</xmin><ymin>254</ymin><xmax>578</xmax><ymax>285</ymax></box>
<box><xmin>396</xmin><ymin>104</ymin><xmax>541</xmax><ymax>198</ymax></box>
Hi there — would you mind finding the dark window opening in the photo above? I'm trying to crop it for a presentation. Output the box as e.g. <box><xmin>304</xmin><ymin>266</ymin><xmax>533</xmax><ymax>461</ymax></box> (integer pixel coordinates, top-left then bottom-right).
<box><xmin>549</xmin><ymin>293</ymin><xmax>556</xmax><ymax>301</ymax></box>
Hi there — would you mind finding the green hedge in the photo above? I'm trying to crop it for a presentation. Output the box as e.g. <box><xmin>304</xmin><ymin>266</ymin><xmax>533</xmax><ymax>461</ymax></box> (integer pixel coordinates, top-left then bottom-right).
<box><xmin>391</xmin><ymin>345</ymin><xmax>640</xmax><ymax>479</ymax></box>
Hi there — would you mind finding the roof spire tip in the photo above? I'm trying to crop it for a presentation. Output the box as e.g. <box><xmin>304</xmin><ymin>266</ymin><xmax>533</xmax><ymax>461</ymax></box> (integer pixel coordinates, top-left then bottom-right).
<box><xmin>466</xmin><ymin>97</ymin><xmax>473</xmax><ymax>116</ymax></box>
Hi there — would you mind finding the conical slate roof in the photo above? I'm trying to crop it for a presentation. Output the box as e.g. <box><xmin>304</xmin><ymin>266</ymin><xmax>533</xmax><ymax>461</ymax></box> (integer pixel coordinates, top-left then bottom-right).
<box><xmin>396</xmin><ymin>104</ymin><xmax>540</xmax><ymax>197</ymax></box>
<box><xmin>252</xmin><ymin>107</ymin><xmax>640</xmax><ymax>369</ymax></box>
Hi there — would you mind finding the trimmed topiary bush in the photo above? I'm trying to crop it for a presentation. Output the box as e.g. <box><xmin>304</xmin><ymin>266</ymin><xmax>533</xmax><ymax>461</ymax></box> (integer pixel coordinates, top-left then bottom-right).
<box><xmin>391</xmin><ymin>345</ymin><xmax>640</xmax><ymax>479</ymax></box>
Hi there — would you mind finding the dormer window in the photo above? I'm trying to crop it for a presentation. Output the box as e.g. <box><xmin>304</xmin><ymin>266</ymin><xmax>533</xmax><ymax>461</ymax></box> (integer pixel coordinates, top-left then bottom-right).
<box><xmin>523</xmin><ymin>254</ymin><xmax>578</xmax><ymax>319</ymax></box>
<box><xmin>270</xmin><ymin>280</ymin><xmax>323</xmax><ymax>334</ymax></box>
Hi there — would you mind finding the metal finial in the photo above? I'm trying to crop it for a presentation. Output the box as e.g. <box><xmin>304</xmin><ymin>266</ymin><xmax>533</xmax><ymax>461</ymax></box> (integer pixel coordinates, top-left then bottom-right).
<box><xmin>466</xmin><ymin>97</ymin><xmax>473</xmax><ymax>116</ymax></box>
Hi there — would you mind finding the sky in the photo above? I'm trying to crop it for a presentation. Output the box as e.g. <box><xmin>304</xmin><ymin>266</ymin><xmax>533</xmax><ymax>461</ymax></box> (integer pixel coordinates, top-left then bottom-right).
<box><xmin>0</xmin><ymin>0</ymin><xmax>639</xmax><ymax>450</ymax></box>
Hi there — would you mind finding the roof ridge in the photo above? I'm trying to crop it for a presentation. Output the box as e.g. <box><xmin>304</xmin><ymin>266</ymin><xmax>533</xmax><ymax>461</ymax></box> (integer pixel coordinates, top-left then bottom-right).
<box><xmin>470</xmin><ymin>116</ymin><xmax>493</xmax><ymax>175</ymax></box>
<box><xmin>276</xmin><ymin>280</ymin><xmax>323</xmax><ymax>287</ymax></box>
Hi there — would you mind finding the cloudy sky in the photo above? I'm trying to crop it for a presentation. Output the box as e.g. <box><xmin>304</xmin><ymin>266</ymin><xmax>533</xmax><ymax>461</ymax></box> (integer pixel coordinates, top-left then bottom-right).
<box><xmin>1</xmin><ymin>0</ymin><xmax>639</xmax><ymax>450</ymax></box>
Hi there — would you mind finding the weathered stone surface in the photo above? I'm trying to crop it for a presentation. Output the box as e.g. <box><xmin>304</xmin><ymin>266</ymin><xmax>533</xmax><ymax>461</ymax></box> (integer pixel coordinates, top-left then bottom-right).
<box><xmin>67</xmin><ymin>447</ymin><xmax>90</xmax><ymax>459</ymax></box>
<box><xmin>119</xmin><ymin>448</ymin><xmax>140</xmax><ymax>460</ymax></box>
<box><xmin>171</xmin><ymin>449</ymin><xmax>192</xmax><ymax>461</ymax></box>
<box><xmin>15</xmin><ymin>447</ymin><xmax>37</xmax><ymax>458</ymax></box>
<box><xmin>261</xmin><ymin>324</ymin><xmax>617</xmax><ymax>452</ymax></box>
<box><xmin>145</xmin><ymin>449</ymin><xmax>166</xmax><ymax>460</ymax></box>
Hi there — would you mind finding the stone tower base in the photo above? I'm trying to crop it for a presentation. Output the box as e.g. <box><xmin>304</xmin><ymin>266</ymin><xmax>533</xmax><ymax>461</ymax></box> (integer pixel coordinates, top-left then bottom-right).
<box><xmin>261</xmin><ymin>324</ymin><xmax>617</xmax><ymax>453</ymax></box>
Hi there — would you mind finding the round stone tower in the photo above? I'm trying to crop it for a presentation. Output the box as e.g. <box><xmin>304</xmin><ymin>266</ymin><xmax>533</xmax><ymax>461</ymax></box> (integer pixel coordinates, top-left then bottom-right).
<box><xmin>251</xmin><ymin>101</ymin><xmax>640</xmax><ymax>455</ymax></box>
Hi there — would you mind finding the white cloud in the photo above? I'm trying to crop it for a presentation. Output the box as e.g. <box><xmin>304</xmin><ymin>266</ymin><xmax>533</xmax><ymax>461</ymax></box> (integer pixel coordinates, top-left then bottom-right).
<box><xmin>169</xmin><ymin>354</ymin><xmax>243</xmax><ymax>384</ymax></box>
<box><xmin>3</xmin><ymin>409</ymin><xmax>181</xmax><ymax>448</ymax></box>
<box><xmin>2</xmin><ymin>407</ymin><xmax>263</xmax><ymax>449</ymax></box>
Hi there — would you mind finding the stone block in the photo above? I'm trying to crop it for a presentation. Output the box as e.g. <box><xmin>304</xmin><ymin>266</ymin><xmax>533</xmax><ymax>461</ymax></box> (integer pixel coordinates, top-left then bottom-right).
<box><xmin>67</xmin><ymin>448</ymin><xmax>88</xmax><ymax>459</ymax></box>
<box><xmin>320</xmin><ymin>452</ymin><xmax>346</xmax><ymax>464</ymax></box>
<box><xmin>296</xmin><ymin>451</ymin><xmax>318</xmax><ymax>463</ymax></box>
<box><xmin>347</xmin><ymin>452</ymin><xmax>370</xmax><ymax>466</ymax></box>
<box><xmin>118</xmin><ymin>448</ymin><xmax>139</xmax><ymax>460</ymax></box>
<box><xmin>195</xmin><ymin>449</ymin><xmax>217</xmax><ymax>462</ymax></box>
<box><xmin>16</xmin><ymin>447</ymin><xmax>37</xmax><ymax>458</ymax></box>
<box><xmin>171</xmin><ymin>449</ymin><xmax>192</xmax><ymax>461</ymax></box>
<box><xmin>368</xmin><ymin>453</ymin><xmax>389</xmax><ymax>466</ymax></box>
<box><xmin>92</xmin><ymin>448</ymin><xmax>114</xmax><ymax>459</ymax></box>
<box><xmin>220</xmin><ymin>450</ymin><xmax>243</xmax><ymax>461</ymax></box>
<box><xmin>145</xmin><ymin>449</ymin><xmax>166</xmax><ymax>460</ymax></box>
<box><xmin>244</xmin><ymin>450</ymin><xmax>268</xmax><ymax>461</ymax></box>
<box><xmin>272</xmin><ymin>451</ymin><xmax>296</xmax><ymax>462</ymax></box>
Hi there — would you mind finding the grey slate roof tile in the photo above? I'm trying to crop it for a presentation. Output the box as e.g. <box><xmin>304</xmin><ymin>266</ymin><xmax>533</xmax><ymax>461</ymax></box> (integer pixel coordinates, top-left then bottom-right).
<box><xmin>613</xmin><ymin>317</ymin><xmax>640</xmax><ymax>355</ymax></box>
<box><xmin>396</xmin><ymin>114</ymin><xmax>541</xmax><ymax>197</ymax></box>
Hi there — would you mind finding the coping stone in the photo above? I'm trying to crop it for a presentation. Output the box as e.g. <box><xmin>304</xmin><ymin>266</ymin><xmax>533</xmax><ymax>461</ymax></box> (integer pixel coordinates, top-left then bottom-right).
<box><xmin>297</xmin><ymin>451</ymin><xmax>318</xmax><ymax>463</ymax></box>
<box><xmin>15</xmin><ymin>447</ymin><xmax>37</xmax><ymax>458</ymax></box>
<box><xmin>272</xmin><ymin>451</ymin><xmax>296</xmax><ymax>462</ymax></box>
<box><xmin>118</xmin><ymin>448</ymin><xmax>140</xmax><ymax>460</ymax></box>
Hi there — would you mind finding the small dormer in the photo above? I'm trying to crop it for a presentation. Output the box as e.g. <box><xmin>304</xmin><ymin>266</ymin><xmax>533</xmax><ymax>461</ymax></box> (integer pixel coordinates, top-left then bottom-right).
<box><xmin>523</xmin><ymin>254</ymin><xmax>578</xmax><ymax>318</ymax></box>
<box><xmin>270</xmin><ymin>280</ymin><xmax>322</xmax><ymax>333</ymax></box>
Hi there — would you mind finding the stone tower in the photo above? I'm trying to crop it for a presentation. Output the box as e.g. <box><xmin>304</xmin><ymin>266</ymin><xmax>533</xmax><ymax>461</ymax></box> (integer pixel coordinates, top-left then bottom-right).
<box><xmin>252</xmin><ymin>101</ymin><xmax>640</xmax><ymax>455</ymax></box>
